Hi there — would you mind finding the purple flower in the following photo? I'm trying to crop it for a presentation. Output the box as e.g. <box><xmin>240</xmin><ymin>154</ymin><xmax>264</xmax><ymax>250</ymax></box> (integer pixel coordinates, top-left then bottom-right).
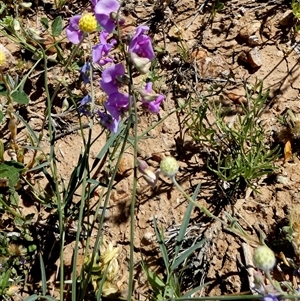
<box><xmin>66</xmin><ymin>15</ymin><xmax>83</xmax><ymax>44</ymax></box>
<box><xmin>80</xmin><ymin>62</ymin><xmax>91</xmax><ymax>84</ymax></box>
<box><xmin>104</xmin><ymin>92</ymin><xmax>130</xmax><ymax>120</ymax></box>
<box><xmin>140</xmin><ymin>82</ymin><xmax>164</xmax><ymax>114</ymax></box>
<box><xmin>94</xmin><ymin>0</ymin><xmax>120</xmax><ymax>33</ymax></box>
<box><xmin>129</xmin><ymin>25</ymin><xmax>154</xmax><ymax>61</ymax></box>
<box><xmin>92</xmin><ymin>31</ymin><xmax>116</xmax><ymax>66</ymax></box>
<box><xmin>79</xmin><ymin>95</ymin><xmax>92</xmax><ymax>115</ymax></box>
<box><xmin>100</xmin><ymin>63</ymin><xmax>125</xmax><ymax>95</ymax></box>
<box><xmin>98</xmin><ymin>110</ymin><xmax>119</xmax><ymax>133</ymax></box>
<box><xmin>91</xmin><ymin>0</ymin><xmax>98</xmax><ymax>7</ymax></box>
<box><xmin>263</xmin><ymin>294</ymin><xmax>280</xmax><ymax>301</ymax></box>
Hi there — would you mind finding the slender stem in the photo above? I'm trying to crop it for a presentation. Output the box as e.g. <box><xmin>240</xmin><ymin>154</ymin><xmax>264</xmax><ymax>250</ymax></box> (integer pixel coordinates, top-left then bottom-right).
<box><xmin>170</xmin><ymin>175</ymin><xmax>259</xmax><ymax>245</ymax></box>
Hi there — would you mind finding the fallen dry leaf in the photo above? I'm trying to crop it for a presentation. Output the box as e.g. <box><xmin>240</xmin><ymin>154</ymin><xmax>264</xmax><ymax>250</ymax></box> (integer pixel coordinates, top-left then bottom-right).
<box><xmin>284</xmin><ymin>140</ymin><xmax>292</xmax><ymax>162</ymax></box>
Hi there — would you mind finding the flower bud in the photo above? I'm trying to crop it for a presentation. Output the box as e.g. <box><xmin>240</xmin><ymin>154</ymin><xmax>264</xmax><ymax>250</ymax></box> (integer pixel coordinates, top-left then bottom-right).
<box><xmin>138</xmin><ymin>88</ymin><xmax>161</xmax><ymax>102</ymax></box>
<box><xmin>160</xmin><ymin>156</ymin><xmax>179</xmax><ymax>177</ymax></box>
<box><xmin>79</xmin><ymin>14</ymin><xmax>97</xmax><ymax>33</ymax></box>
<box><xmin>253</xmin><ymin>245</ymin><xmax>276</xmax><ymax>272</ymax></box>
<box><xmin>129</xmin><ymin>52</ymin><xmax>151</xmax><ymax>74</ymax></box>
<box><xmin>137</xmin><ymin>159</ymin><xmax>157</xmax><ymax>187</ymax></box>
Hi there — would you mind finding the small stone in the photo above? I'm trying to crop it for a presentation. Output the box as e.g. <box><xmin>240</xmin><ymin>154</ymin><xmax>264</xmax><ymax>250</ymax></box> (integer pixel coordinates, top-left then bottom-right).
<box><xmin>141</xmin><ymin>232</ymin><xmax>155</xmax><ymax>245</ymax></box>
<box><xmin>117</xmin><ymin>154</ymin><xmax>133</xmax><ymax>177</ymax></box>
<box><xmin>248</xmin><ymin>47</ymin><xmax>262</xmax><ymax>68</ymax></box>
<box><xmin>276</xmin><ymin>175</ymin><xmax>289</xmax><ymax>186</ymax></box>
<box><xmin>239</xmin><ymin>21</ymin><xmax>261</xmax><ymax>39</ymax></box>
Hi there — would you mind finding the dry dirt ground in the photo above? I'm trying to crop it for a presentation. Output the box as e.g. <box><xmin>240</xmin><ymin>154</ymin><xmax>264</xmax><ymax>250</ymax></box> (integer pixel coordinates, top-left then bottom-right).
<box><xmin>3</xmin><ymin>0</ymin><xmax>300</xmax><ymax>299</ymax></box>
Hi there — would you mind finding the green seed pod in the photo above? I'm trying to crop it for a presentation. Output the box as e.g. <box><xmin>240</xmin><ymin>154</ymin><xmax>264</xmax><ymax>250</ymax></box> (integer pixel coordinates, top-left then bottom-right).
<box><xmin>253</xmin><ymin>245</ymin><xmax>276</xmax><ymax>272</ymax></box>
<box><xmin>160</xmin><ymin>156</ymin><xmax>179</xmax><ymax>177</ymax></box>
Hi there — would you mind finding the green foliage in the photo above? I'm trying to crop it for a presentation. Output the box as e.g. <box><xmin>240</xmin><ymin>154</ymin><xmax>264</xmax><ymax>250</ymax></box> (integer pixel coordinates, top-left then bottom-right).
<box><xmin>143</xmin><ymin>184</ymin><xmax>208</xmax><ymax>300</ymax></box>
<box><xmin>51</xmin><ymin>16</ymin><xmax>63</xmax><ymax>37</ymax></box>
<box><xmin>0</xmin><ymin>160</ymin><xmax>24</xmax><ymax>188</ymax></box>
<box><xmin>186</xmin><ymin>81</ymin><xmax>279</xmax><ymax>188</ymax></box>
<box><xmin>292</xmin><ymin>0</ymin><xmax>300</xmax><ymax>18</ymax></box>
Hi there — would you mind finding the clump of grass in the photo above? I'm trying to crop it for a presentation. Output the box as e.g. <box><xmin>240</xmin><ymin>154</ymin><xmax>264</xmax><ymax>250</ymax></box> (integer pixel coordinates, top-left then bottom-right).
<box><xmin>186</xmin><ymin>81</ymin><xmax>279</xmax><ymax>190</ymax></box>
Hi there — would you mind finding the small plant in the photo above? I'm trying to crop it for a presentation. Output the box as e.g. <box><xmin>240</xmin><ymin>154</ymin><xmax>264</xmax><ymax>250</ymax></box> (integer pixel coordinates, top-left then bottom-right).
<box><xmin>186</xmin><ymin>81</ymin><xmax>279</xmax><ymax>190</ymax></box>
<box><xmin>143</xmin><ymin>184</ymin><xmax>207</xmax><ymax>300</ymax></box>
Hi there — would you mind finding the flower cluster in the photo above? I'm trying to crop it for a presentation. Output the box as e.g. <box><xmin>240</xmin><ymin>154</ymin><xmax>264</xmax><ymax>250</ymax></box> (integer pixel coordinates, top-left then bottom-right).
<box><xmin>66</xmin><ymin>0</ymin><xmax>164</xmax><ymax>133</ymax></box>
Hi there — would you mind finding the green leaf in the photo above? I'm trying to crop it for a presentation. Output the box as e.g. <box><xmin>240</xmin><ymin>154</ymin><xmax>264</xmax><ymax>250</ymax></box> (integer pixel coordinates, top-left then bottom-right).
<box><xmin>171</xmin><ymin>239</ymin><xmax>206</xmax><ymax>270</ymax></box>
<box><xmin>40</xmin><ymin>17</ymin><xmax>49</xmax><ymax>29</ymax></box>
<box><xmin>23</xmin><ymin>295</ymin><xmax>38</xmax><ymax>301</ymax></box>
<box><xmin>39</xmin><ymin>254</ymin><xmax>47</xmax><ymax>296</ymax></box>
<box><xmin>51</xmin><ymin>16</ymin><xmax>62</xmax><ymax>37</ymax></box>
<box><xmin>174</xmin><ymin>184</ymin><xmax>200</xmax><ymax>258</ymax></box>
<box><xmin>0</xmin><ymin>111</ymin><xmax>4</xmax><ymax>123</ymax></box>
<box><xmin>11</xmin><ymin>91</ymin><xmax>29</xmax><ymax>104</ymax></box>
<box><xmin>0</xmin><ymin>83</ymin><xmax>7</xmax><ymax>96</ymax></box>
<box><xmin>0</xmin><ymin>161</ymin><xmax>25</xmax><ymax>188</ymax></box>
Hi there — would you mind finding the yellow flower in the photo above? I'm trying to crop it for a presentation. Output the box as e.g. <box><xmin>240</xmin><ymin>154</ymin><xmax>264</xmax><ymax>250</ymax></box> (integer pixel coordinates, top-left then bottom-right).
<box><xmin>79</xmin><ymin>14</ymin><xmax>97</xmax><ymax>33</ymax></box>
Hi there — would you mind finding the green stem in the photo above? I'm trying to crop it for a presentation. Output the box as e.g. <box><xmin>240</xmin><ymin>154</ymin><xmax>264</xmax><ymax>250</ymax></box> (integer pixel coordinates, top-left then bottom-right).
<box><xmin>170</xmin><ymin>175</ymin><xmax>259</xmax><ymax>245</ymax></box>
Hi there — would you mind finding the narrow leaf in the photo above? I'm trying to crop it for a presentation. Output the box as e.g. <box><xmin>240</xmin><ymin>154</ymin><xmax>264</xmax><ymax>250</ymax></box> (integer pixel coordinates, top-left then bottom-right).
<box><xmin>171</xmin><ymin>239</ymin><xmax>206</xmax><ymax>270</ymax></box>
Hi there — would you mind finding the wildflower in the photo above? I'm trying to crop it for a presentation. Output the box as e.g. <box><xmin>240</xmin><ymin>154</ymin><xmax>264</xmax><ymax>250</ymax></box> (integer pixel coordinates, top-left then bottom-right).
<box><xmin>137</xmin><ymin>159</ymin><xmax>158</xmax><ymax>187</ymax></box>
<box><xmin>139</xmin><ymin>82</ymin><xmax>164</xmax><ymax>114</ymax></box>
<box><xmin>104</xmin><ymin>92</ymin><xmax>130</xmax><ymax>119</ymax></box>
<box><xmin>66</xmin><ymin>14</ymin><xmax>97</xmax><ymax>44</ymax></box>
<box><xmin>92</xmin><ymin>30</ymin><xmax>116</xmax><ymax>66</ymax></box>
<box><xmin>129</xmin><ymin>52</ymin><xmax>151</xmax><ymax>74</ymax></box>
<box><xmin>100</xmin><ymin>63</ymin><xmax>125</xmax><ymax>95</ymax></box>
<box><xmin>79</xmin><ymin>95</ymin><xmax>92</xmax><ymax>116</ymax></box>
<box><xmin>80</xmin><ymin>62</ymin><xmax>91</xmax><ymax>84</ymax></box>
<box><xmin>160</xmin><ymin>156</ymin><xmax>179</xmax><ymax>177</ymax></box>
<box><xmin>129</xmin><ymin>25</ymin><xmax>154</xmax><ymax>61</ymax></box>
<box><xmin>98</xmin><ymin>110</ymin><xmax>119</xmax><ymax>133</ymax></box>
<box><xmin>253</xmin><ymin>245</ymin><xmax>276</xmax><ymax>272</ymax></box>
<box><xmin>94</xmin><ymin>0</ymin><xmax>120</xmax><ymax>33</ymax></box>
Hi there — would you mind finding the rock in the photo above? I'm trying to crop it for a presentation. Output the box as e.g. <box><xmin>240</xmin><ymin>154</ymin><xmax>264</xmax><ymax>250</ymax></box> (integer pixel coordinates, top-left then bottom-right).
<box><xmin>248</xmin><ymin>47</ymin><xmax>262</xmax><ymax>68</ymax></box>
<box><xmin>279</xmin><ymin>10</ymin><xmax>294</xmax><ymax>26</ymax></box>
<box><xmin>239</xmin><ymin>21</ymin><xmax>261</xmax><ymax>39</ymax></box>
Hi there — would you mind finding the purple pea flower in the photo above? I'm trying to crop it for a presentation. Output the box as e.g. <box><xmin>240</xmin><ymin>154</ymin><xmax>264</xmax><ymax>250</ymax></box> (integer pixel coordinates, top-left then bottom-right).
<box><xmin>98</xmin><ymin>110</ymin><xmax>119</xmax><ymax>133</ymax></box>
<box><xmin>80</xmin><ymin>62</ymin><xmax>91</xmax><ymax>84</ymax></box>
<box><xmin>92</xmin><ymin>31</ymin><xmax>116</xmax><ymax>66</ymax></box>
<box><xmin>100</xmin><ymin>63</ymin><xmax>125</xmax><ymax>95</ymax></box>
<box><xmin>129</xmin><ymin>25</ymin><xmax>155</xmax><ymax>61</ymax></box>
<box><xmin>140</xmin><ymin>82</ymin><xmax>164</xmax><ymax>114</ymax></box>
<box><xmin>94</xmin><ymin>0</ymin><xmax>120</xmax><ymax>33</ymax></box>
<box><xmin>104</xmin><ymin>92</ymin><xmax>130</xmax><ymax>120</ymax></box>
<box><xmin>79</xmin><ymin>95</ymin><xmax>92</xmax><ymax>116</ymax></box>
<box><xmin>66</xmin><ymin>15</ymin><xmax>83</xmax><ymax>44</ymax></box>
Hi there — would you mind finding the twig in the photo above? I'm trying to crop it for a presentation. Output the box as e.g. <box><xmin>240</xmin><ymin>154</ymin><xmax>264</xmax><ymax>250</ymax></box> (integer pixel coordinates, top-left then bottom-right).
<box><xmin>53</xmin><ymin>123</ymin><xmax>90</xmax><ymax>141</ymax></box>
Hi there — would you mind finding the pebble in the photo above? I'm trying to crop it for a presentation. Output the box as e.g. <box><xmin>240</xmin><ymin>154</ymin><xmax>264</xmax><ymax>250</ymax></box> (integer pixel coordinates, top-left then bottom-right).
<box><xmin>248</xmin><ymin>47</ymin><xmax>262</xmax><ymax>68</ymax></box>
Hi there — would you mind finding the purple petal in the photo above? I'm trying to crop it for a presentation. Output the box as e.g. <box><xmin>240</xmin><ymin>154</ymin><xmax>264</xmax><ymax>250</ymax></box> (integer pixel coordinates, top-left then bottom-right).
<box><xmin>145</xmin><ymin>82</ymin><xmax>152</xmax><ymax>92</ymax></box>
<box><xmin>95</xmin><ymin>0</ymin><xmax>120</xmax><ymax>33</ymax></box>
<box><xmin>100</xmin><ymin>63</ymin><xmax>125</xmax><ymax>95</ymax></box>
<box><xmin>66</xmin><ymin>15</ymin><xmax>83</xmax><ymax>44</ymax></box>
<box><xmin>95</xmin><ymin>0</ymin><xmax>120</xmax><ymax>14</ymax></box>
<box><xmin>105</xmin><ymin>92</ymin><xmax>129</xmax><ymax>119</ymax></box>
<box><xmin>98</xmin><ymin>110</ymin><xmax>119</xmax><ymax>133</ymax></box>
<box><xmin>80</xmin><ymin>62</ymin><xmax>91</xmax><ymax>84</ymax></box>
<box><xmin>129</xmin><ymin>25</ymin><xmax>154</xmax><ymax>60</ymax></box>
